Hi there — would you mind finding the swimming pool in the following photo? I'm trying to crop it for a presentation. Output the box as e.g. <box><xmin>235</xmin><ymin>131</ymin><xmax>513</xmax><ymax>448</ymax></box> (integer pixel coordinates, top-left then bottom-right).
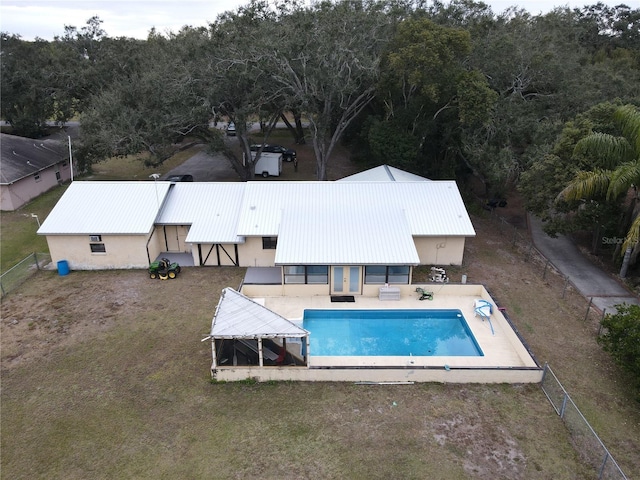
<box><xmin>303</xmin><ymin>309</ymin><xmax>483</xmax><ymax>357</ymax></box>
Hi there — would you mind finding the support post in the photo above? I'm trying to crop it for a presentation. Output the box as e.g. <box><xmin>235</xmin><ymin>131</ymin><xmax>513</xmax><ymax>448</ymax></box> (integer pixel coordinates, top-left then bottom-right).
<box><xmin>211</xmin><ymin>340</ymin><xmax>217</xmax><ymax>370</ymax></box>
<box><xmin>258</xmin><ymin>338</ymin><xmax>264</xmax><ymax>367</ymax></box>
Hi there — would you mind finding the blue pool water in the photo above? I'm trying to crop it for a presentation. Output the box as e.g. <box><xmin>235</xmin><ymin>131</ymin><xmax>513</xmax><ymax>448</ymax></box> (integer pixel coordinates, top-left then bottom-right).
<box><xmin>303</xmin><ymin>309</ymin><xmax>483</xmax><ymax>357</ymax></box>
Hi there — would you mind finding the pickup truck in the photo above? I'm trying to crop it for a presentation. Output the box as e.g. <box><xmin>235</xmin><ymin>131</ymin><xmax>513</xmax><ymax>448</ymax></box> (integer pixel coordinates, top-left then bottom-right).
<box><xmin>250</xmin><ymin>144</ymin><xmax>296</xmax><ymax>162</ymax></box>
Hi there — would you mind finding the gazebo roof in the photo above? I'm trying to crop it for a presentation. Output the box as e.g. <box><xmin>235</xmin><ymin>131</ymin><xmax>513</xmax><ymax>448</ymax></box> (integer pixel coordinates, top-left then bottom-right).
<box><xmin>210</xmin><ymin>288</ymin><xmax>308</xmax><ymax>339</ymax></box>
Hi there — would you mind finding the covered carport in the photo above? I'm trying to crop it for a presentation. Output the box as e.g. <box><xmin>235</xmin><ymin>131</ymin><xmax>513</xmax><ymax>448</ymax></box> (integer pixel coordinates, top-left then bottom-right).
<box><xmin>205</xmin><ymin>288</ymin><xmax>309</xmax><ymax>377</ymax></box>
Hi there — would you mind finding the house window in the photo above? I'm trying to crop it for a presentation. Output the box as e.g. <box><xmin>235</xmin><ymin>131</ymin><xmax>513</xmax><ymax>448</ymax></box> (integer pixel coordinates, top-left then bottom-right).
<box><xmin>262</xmin><ymin>237</ymin><xmax>277</xmax><ymax>249</ymax></box>
<box><xmin>90</xmin><ymin>235</ymin><xmax>102</xmax><ymax>242</ymax></box>
<box><xmin>284</xmin><ymin>265</ymin><xmax>328</xmax><ymax>284</ymax></box>
<box><xmin>90</xmin><ymin>243</ymin><xmax>106</xmax><ymax>253</ymax></box>
<box><xmin>364</xmin><ymin>266</ymin><xmax>410</xmax><ymax>284</ymax></box>
<box><xmin>34</xmin><ymin>173</ymin><xmax>41</xmax><ymax>182</ymax></box>
<box><xmin>56</xmin><ymin>171</ymin><xmax>61</xmax><ymax>181</ymax></box>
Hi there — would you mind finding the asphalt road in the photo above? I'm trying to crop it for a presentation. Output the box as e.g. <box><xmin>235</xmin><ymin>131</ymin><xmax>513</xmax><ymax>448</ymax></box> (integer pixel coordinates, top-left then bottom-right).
<box><xmin>529</xmin><ymin>215</ymin><xmax>639</xmax><ymax>313</ymax></box>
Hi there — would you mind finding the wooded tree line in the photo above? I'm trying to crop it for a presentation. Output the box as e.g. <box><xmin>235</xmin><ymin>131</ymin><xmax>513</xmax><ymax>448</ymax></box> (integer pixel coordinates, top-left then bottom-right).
<box><xmin>2</xmin><ymin>0</ymin><xmax>640</xmax><ymax>269</ymax></box>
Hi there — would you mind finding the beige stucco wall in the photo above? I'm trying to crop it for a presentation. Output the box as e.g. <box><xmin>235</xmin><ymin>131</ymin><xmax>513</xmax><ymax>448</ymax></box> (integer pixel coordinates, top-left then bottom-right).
<box><xmin>212</xmin><ymin>366</ymin><xmax>543</xmax><ymax>384</ymax></box>
<box><xmin>46</xmin><ymin>234</ymin><xmax>152</xmax><ymax>270</ymax></box>
<box><xmin>147</xmin><ymin>228</ymin><xmax>166</xmax><ymax>265</ymax></box>
<box><xmin>195</xmin><ymin>243</ymin><xmax>239</xmax><ymax>266</ymax></box>
<box><xmin>237</xmin><ymin>236</ymin><xmax>277</xmax><ymax>267</ymax></box>
<box><xmin>414</xmin><ymin>236</ymin><xmax>466</xmax><ymax>266</ymax></box>
<box><xmin>1</xmin><ymin>162</ymin><xmax>71</xmax><ymax>211</ymax></box>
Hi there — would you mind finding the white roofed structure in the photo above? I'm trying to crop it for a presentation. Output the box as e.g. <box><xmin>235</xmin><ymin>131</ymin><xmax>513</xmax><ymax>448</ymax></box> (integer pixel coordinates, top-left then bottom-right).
<box><xmin>38</xmin><ymin>181</ymin><xmax>172</xmax><ymax>235</ymax></box>
<box><xmin>339</xmin><ymin>164</ymin><xmax>431</xmax><ymax>182</ymax></box>
<box><xmin>210</xmin><ymin>288</ymin><xmax>308</xmax><ymax>339</ymax></box>
<box><xmin>156</xmin><ymin>182</ymin><xmax>245</xmax><ymax>243</ymax></box>
<box><xmin>38</xmin><ymin>166</ymin><xmax>475</xmax><ymax>272</ymax></box>
<box><xmin>208</xmin><ymin>288</ymin><xmax>310</xmax><ymax>369</ymax></box>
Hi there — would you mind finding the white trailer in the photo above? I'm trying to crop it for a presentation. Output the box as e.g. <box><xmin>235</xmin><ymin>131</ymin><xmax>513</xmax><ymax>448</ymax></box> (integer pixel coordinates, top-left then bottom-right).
<box><xmin>251</xmin><ymin>152</ymin><xmax>282</xmax><ymax>177</ymax></box>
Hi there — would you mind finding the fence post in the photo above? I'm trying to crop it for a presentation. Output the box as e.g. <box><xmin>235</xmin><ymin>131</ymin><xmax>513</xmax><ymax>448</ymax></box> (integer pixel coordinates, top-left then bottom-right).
<box><xmin>543</xmin><ymin>260</ymin><xmax>550</xmax><ymax>280</ymax></box>
<box><xmin>562</xmin><ymin>276</ymin><xmax>569</xmax><ymax>298</ymax></box>
<box><xmin>560</xmin><ymin>392</ymin><xmax>568</xmax><ymax>419</ymax></box>
<box><xmin>540</xmin><ymin>362</ymin><xmax>549</xmax><ymax>384</ymax></box>
<box><xmin>584</xmin><ymin>297</ymin><xmax>593</xmax><ymax>322</ymax></box>
<box><xmin>598</xmin><ymin>451</ymin><xmax>610</xmax><ymax>480</ymax></box>
<box><xmin>525</xmin><ymin>242</ymin><xmax>533</xmax><ymax>262</ymax></box>
<box><xmin>33</xmin><ymin>252</ymin><xmax>40</xmax><ymax>271</ymax></box>
<box><xmin>598</xmin><ymin>308</ymin><xmax>607</xmax><ymax>336</ymax></box>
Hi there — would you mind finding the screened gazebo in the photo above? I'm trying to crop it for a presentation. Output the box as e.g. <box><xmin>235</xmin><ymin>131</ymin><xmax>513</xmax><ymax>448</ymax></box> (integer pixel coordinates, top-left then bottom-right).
<box><xmin>205</xmin><ymin>288</ymin><xmax>309</xmax><ymax>376</ymax></box>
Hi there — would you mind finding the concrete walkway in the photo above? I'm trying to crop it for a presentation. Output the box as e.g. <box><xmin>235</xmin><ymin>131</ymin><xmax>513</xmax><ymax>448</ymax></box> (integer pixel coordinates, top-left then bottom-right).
<box><xmin>528</xmin><ymin>215</ymin><xmax>639</xmax><ymax>314</ymax></box>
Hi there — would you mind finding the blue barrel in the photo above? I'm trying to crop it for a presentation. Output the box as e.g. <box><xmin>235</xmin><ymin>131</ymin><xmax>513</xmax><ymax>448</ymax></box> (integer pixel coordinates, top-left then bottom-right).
<box><xmin>57</xmin><ymin>260</ymin><xmax>70</xmax><ymax>276</ymax></box>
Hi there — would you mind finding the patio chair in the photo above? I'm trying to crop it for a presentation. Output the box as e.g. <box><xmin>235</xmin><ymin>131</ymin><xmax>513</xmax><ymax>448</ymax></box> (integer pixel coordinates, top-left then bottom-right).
<box><xmin>415</xmin><ymin>287</ymin><xmax>433</xmax><ymax>301</ymax></box>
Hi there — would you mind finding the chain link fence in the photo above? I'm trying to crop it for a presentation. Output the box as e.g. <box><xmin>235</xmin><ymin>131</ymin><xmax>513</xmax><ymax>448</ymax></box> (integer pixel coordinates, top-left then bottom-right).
<box><xmin>483</xmin><ymin>210</ymin><xmax>628</xmax><ymax>479</ymax></box>
<box><xmin>0</xmin><ymin>252</ymin><xmax>51</xmax><ymax>297</ymax></box>
<box><xmin>486</xmin><ymin>210</ymin><xmax>608</xmax><ymax>331</ymax></box>
<box><xmin>541</xmin><ymin>364</ymin><xmax>628</xmax><ymax>479</ymax></box>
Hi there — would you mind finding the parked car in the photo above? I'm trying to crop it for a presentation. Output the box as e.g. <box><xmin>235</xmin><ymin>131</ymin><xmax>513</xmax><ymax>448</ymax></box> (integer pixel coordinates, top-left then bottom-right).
<box><xmin>250</xmin><ymin>144</ymin><xmax>297</xmax><ymax>162</ymax></box>
<box><xmin>165</xmin><ymin>174</ymin><xmax>194</xmax><ymax>182</ymax></box>
<box><xmin>226</xmin><ymin>122</ymin><xmax>236</xmax><ymax>136</ymax></box>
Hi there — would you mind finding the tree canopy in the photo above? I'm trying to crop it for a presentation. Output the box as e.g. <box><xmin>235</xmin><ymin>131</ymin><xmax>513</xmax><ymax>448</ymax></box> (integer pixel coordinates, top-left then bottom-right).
<box><xmin>1</xmin><ymin>0</ymin><xmax>638</xmax><ymax>186</ymax></box>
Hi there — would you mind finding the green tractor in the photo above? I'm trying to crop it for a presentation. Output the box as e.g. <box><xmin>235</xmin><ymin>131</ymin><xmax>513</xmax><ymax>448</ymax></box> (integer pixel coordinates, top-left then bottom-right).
<box><xmin>148</xmin><ymin>258</ymin><xmax>181</xmax><ymax>280</ymax></box>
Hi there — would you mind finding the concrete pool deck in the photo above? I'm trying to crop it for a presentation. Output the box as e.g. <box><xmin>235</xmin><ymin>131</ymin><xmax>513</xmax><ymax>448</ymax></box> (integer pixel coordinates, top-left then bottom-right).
<box><xmin>215</xmin><ymin>284</ymin><xmax>543</xmax><ymax>383</ymax></box>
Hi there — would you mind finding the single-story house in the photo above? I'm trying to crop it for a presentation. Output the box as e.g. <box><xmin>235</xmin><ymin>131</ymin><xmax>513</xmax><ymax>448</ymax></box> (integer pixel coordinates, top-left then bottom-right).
<box><xmin>1</xmin><ymin>133</ymin><xmax>72</xmax><ymax>211</ymax></box>
<box><xmin>38</xmin><ymin>166</ymin><xmax>475</xmax><ymax>295</ymax></box>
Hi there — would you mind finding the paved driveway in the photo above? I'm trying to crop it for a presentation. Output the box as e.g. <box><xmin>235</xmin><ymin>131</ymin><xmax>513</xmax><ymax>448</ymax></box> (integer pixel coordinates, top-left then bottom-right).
<box><xmin>529</xmin><ymin>215</ymin><xmax>639</xmax><ymax>313</ymax></box>
<box><xmin>164</xmin><ymin>144</ymin><xmax>240</xmax><ymax>182</ymax></box>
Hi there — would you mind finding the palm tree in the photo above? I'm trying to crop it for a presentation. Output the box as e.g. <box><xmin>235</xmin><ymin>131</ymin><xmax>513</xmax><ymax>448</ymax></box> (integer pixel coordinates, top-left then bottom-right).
<box><xmin>559</xmin><ymin>105</ymin><xmax>640</xmax><ymax>278</ymax></box>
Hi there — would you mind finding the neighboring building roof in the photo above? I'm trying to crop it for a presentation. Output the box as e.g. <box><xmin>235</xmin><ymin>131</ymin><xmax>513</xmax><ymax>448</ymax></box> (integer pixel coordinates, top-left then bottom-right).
<box><xmin>210</xmin><ymin>288</ymin><xmax>309</xmax><ymax>339</ymax></box>
<box><xmin>1</xmin><ymin>133</ymin><xmax>68</xmax><ymax>185</ymax></box>
<box><xmin>339</xmin><ymin>164</ymin><xmax>430</xmax><ymax>182</ymax></box>
<box><xmin>37</xmin><ymin>181</ymin><xmax>172</xmax><ymax>235</ymax></box>
<box><xmin>156</xmin><ymin>182</ymin><xmax>246</xmax><ymax>243</ymax></box>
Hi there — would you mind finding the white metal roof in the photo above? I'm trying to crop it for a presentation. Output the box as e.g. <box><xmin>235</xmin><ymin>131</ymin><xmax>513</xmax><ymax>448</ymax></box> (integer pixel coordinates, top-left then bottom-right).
<box><xmin>236</xmin><ymin>181</ymin><xmax>475</xmax><ymax>237</ymax></box>
<box><xmin>210</xmin><ymin>288</ymin><xmax>309</xmax><ymax>339</ymax></box>
<box><xmin>275</xmin><ymin>203</ymin><xmax>419</xmax><ymax>264</ymax></box>
<box><xmin>38</xmin><ymin>169</ymin><xmax>475</xmax><ymax>266</ymax></box>
<box><xmin>339</xmin><ymin>165</ymin><xmax>431</xmax><ymax>182</ymax></box>
<box><xmin>37</xmin><ymin>181</ymin><xmax>171</xmax><ymax>235</ymax></box>
<box><xmin>156</xmin><ymin>182</ymin><xmax>245</xmax><ymax>243</ymax></box>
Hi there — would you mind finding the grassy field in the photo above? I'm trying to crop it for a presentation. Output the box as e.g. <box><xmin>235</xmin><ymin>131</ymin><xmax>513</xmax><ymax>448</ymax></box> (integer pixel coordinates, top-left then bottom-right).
<box><xmin>1</xmin><ymin>140</ymin><xmax>639</xmax><ymax>479</ymax></box>
<box><xmin>0</xmin><ymin>268</ymin><xmax>594</xmax><ymax>479</ymax></box>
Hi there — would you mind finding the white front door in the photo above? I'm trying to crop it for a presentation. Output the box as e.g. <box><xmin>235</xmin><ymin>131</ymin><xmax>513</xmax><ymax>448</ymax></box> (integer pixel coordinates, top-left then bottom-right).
<box><xmin>331</xmin><ymin>266</ymin><xmax>361</xmax><ymax>295</ymax></box>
